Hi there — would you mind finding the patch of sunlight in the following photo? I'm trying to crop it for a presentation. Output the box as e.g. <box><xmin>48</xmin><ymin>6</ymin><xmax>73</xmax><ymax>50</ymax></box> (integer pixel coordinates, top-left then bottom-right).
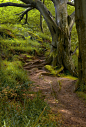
<box><xmin>59</xmin><ymin>109</ymin><xmax>71</xmax><ymax>115</ymax></box>
<box><xmin>63</xmin><ymin>75</ymin><xmax>78</xmax><ymax>80</ymax></box>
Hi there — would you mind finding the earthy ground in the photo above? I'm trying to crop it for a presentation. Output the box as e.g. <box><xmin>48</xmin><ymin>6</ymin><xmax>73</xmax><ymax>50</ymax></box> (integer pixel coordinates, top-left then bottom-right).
<box><xmin>24</xmin><ymin>57</ymin><xmax>86</xmax><ymax>127</ymax></box>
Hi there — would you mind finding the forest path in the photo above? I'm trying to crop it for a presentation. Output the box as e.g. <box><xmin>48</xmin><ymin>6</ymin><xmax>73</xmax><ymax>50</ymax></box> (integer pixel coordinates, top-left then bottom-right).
<box><xmin>24</xmin><ymin>57</ymin><xmax>86</xmax><ymax>127</ymax></box>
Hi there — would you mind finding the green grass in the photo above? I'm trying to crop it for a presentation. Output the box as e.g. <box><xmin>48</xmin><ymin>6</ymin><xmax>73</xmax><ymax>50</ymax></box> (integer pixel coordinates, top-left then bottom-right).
<box><xmin>77</xmin><ymin>92</ymin><xmax>86</xmax><ymax>102</ymax></box>
<box><xmin>0</xmin><ymin>60</ymin><xmax>29</xmax><ymax>88</ymax></box>
<box><xmin>35</xmin><ymin>32</ymin><xmax>52</xmax><ymax>42</ymax></box>
<box><xmin>0</xmin><ymin>94</ymin><xmax>63</xmax><ymax>127</ymax></box>
<box><xmin>0</xmin><ymin>38</ymin><xmax>41</xmax><ymax>55</ymax></box>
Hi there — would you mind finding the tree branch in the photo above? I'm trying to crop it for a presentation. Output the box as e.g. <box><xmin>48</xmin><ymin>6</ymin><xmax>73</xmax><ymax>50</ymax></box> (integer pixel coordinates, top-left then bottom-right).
<box><xmin>51</xmin><ymin>0</ymin><xmax>55</xmax><ymax>4</ymax></box>
<box><xmin>68</xmin><ymin>11</ymin><xmax>75</xmax><ymax>32</ymax></box>
<box><xmin>0</xmin><ymin>2</ymin><xmax>32</xmax><ymax>8</ymax></box>
<box><xmin>21</xmin><ymin>0</ymin><xmax>58</xmax><ymax>36</ymax></box>
<box><xmin>16</xmin><ymin>7</ymin><xmax>34</xmax><ymax>23</ymax></box>
<box><xmin>25</xmin><ymin>11</ymin><xmax>28</xmax><ymax>24</ymax></box>
<box><xmin>0</xmin><ymin>0</ymin><xmax>58</xmax><ymax>36</ymax></box>
<box><xmin>67</xmin><ymin>2</ymin><xmax>75</xmax><ymax>6</ymax></box>
<box><xmin>70</xmin><ymin>46</ymin><xmax>78</xmax><ymax>56</ymax></box>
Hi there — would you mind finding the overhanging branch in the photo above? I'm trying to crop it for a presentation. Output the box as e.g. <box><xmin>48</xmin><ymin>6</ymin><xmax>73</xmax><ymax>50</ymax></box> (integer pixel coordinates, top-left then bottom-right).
<box><xmin>67</xmin><ymin>2</ymin><xmax>75</xmax><ymax>6</ymax></box>
<box><xmin>0</xmin><ymin>2</ymin><xmax>32</xmax><ymax>8</ymax></box>
<box><xmin>16</xmin><ymin>7</ymin><xmax>34</xmax><ymax>23</ymax></box>
<box><xmin>0</xmin><ymin>2</ymin><xmax>35</xmax><ymax>24</ymax></box>
<box><xmin>68</xmin><ymin>11</ymin><xmax>75</xmax><ymax>32</ymax></box>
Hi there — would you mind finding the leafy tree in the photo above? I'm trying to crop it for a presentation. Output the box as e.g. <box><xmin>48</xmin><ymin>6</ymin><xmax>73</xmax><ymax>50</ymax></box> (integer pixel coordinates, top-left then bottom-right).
<box><xmin>0</xmin><ymin>0</ymin><xmax>77</xmax><ymax>76</ymax></box>
<box><xmin>75</xmin><ymin>0</ymin><xmax>86</xmax><ymax>91</ymax></box>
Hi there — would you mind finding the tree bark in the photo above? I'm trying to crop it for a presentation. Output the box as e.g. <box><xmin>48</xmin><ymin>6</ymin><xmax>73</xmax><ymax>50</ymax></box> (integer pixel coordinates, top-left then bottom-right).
<box><xmin>50</xmin><ymin>0</ymin><xmax>77</xmax><ymax>76</ymax></box>
<box><xmin>75</xmin><ymin>0</ymin><xmax>86</xmax><ymax>91</ymax></box>
<box><xmin>40</xmin><ymin>0</ymin><xmax>45</xmax><ymax>32</ymax></box>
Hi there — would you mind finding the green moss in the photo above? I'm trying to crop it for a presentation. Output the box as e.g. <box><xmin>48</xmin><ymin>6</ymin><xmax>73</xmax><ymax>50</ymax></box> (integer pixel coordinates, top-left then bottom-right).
<box><xmin>35</xmin><ymin>32</ymin><xmax>52</xmax><ymax>42</ymax></box>
<box><xmin>21</xmin><ymin>54</ymin><xmax>32</xmax><ymax>58</ymax></box>
<box><xmin>77</xmin><ymin>92</ymin><xmax>86</xmax><ymax>102</ymax></box>
<box><xmin>0</xmin><ymin>27</ymin><xmax>16</xmax><ymax>38</ymax></box>
<box><xmin>74</xmin><ymin>80</ymin><xmax>86</xmax><ymax>92</ymax></box>
<box><xmin>0</xmin><ymin>93</ymin><xmax>62</xmax><ymax>127</ymax></box>
<box><xmin>45</xmin><ymin>65</ymin><xmax>64</xmax><ymax>76</ymax></box>
<box><xmin>56</xmin><ymin>66</ymin><xmax>64</xmax><ymax>75</ymax></box>
<box><xmin>0</xmin><ymin>60</ymin><xmax>29</xmax><ymax>88</ymax></box>
<box><xmin>63</xmin><ymin>75</ymin><xmax>78</xmax><ymax>80</ymax></box>
<box><xmin>0</xmin><ymin>37</ymin><xmax>42</xmax><ymax>56</ymax></box>
<box><xmin>28</xmin><ymin>31</ymin><xmax>43</xmax><ymax>43</ymax></box>
<box><xmin>45</xmin><ymin>65</ymin><xmax>57</xmax><ymax>76</ymax></box>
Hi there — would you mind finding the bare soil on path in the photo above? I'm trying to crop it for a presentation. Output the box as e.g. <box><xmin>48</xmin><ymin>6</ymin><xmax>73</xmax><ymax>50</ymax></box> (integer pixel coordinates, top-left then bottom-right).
<box><xmin>24</xmin><ymin>58</ymin><xmax>86</xmax><ymax>127</ymax></box>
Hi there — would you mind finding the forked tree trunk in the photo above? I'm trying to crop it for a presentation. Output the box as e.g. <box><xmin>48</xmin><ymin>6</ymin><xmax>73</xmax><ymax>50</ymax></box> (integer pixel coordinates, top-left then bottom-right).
<box><xmin>75</xmin><ymin>0</ymin><xmax>86</xmax><ymax>91</ymax></box>
<box><xmin>50</xmin><ymin>0</ymin><xmax>77</xmax><ymax>76</ymax></box>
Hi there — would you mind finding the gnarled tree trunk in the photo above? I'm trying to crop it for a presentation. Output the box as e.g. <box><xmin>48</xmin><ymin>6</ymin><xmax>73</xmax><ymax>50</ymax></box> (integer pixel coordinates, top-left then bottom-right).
<box><xmin>50</xmin><ymin>0</ymin><xmax>76</xmax><ymax>76</ymax></box>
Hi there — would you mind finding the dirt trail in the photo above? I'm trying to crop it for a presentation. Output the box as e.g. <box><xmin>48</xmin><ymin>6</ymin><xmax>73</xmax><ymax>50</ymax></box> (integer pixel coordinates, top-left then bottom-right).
<box><xmin>24</xmin><ymin>58</ymin><xmax>86</xmax><ymax>127</ymax></box>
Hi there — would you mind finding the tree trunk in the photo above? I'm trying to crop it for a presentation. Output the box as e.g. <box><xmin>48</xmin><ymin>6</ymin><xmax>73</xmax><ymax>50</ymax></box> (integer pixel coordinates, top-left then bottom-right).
<box><xmin>50</xmin><ymin>0</ymin><xmax>77</xmax><ymax>76</ymax></box>
<box><xmin>40</xmin><ymin>13</ymin><xmax>43</xmax><ymax>32</ymax></box>
<box><xmin>75</xmin><ymin>0</ymin><xmax>86</xmax><ymax>91</ymax></box>
<box><xmin>40</xmin><ymin>0</ymin><xmax>45</xmax><ymax>32</ymax></box>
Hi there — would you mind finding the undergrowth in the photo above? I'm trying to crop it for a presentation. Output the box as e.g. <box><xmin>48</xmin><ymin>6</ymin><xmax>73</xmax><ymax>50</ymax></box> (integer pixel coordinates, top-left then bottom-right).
<box><xmin>0</xmin><ymin>91</ymin><xmax>63</xmax><ymax>127</ymax></box>
<box><xmin>0</xmin><ymin>25</ymin><xmax>63</xmax><ymax>126</ymax></box>
<box><xmin>77</xmin><ymin>92</ymin><xmax>86</xmax><ymax>102</ymax></box>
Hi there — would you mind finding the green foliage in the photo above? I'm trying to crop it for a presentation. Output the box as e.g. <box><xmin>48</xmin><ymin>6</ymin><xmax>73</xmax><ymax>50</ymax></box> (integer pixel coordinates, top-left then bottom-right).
<box><xmin>41</xmin><ymin>0</ymin><xmax>55</xmax><ymax>35</ymax></box>
<box><xmin>0</xmin><ymin>0</ymin><xmax>24</xmax><ymax>24</ymax></box>
<box><xmin>0</xmin><ymin>96</ymin><xmax>63</xmax><ymax>127</ymax></box>
<box><xmin>0</xmin><ymin>38</ymin><xmax>42</xmax><ymax>57</ymax></box>
<box><xmin>45</xmin><ymin>65</ymin><xmax>57</xmax><ymax>75</ymax></box>
<box><xmin>0</xmin><ymin>40</ymin><xmax>61</xmax><ymax>127</ymax></box>
<box><xmin>36</xmin><ymin>32</ymin><xmax>52</xmax><ymax>42</ymax></box>
<box><xmin>0</xmin><ymin>94</ymin><xmax>59</xmax><ymax>127</ymax></box>
<box><xmin>0</xmin><ymin>60</ymin><xmax>29</xmax><ymax>88</ymax></box>
<box><xmin>27</xmin><ymin>31</ymin><xmax>43</xmax><ymax>43</ymax></box>
<box><xmin>26</xmin><ymin>9</ymin><xmax>40</xmax><ymax>31</ymax></box>
<box><xmin>77</xmin><ymin>92</ymin><xmax>86</xmax><ymax>102</ymax></box>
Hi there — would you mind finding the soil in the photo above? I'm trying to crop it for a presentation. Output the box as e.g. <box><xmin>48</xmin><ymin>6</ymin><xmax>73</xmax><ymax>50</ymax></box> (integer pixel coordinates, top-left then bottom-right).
<box><xmin>24</xmin><ymin>57</ymin><xmax>86</xmax><ymax>127</ymax></box>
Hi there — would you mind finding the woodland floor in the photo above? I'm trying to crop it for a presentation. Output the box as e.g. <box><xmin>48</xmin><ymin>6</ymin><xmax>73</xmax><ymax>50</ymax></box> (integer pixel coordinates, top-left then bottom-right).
<box><xmin>24</xmin><ymin>56</ymin><xmax>86</xmax><ymax>127</ymax></box>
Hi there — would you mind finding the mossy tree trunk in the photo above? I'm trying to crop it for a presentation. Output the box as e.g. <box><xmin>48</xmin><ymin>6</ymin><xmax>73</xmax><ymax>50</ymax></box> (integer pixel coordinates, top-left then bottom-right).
<box><xmin>75</xmin><ymin>0</ymin><xmax>86</xmax><ymax>91</ymax></box>
<box><xmin>50</xmin><ymin>0</ymin><xmax>76</xmax><ymax>76</ymax></box>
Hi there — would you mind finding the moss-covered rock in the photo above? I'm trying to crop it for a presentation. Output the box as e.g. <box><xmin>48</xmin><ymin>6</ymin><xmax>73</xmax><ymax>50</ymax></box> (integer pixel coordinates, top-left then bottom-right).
<box><xmin>44</xmin><ymin>65</ymin><xmax>64</xmax><ymax>76</ymax></box>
